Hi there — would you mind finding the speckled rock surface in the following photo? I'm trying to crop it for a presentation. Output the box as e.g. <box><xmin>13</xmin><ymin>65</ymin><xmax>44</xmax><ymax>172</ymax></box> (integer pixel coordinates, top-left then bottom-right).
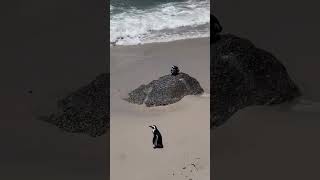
<box><xmin>125</xmin><ymin>72</ymin><xmax>204</xmax><ymax>107</ymax></box>
<box><xmin>39</xmin><ymin>73</ymin><xmax>109</xmax><ymax>137</ymax></box>
<box><xmin>211</xmin><ymin>34</ymin><xmax>301</xmax><ymax>127</ymax></box>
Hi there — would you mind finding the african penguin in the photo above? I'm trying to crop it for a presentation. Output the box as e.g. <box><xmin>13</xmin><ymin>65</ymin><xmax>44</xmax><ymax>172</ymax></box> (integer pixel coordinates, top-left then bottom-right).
<box><xmin>171</xmin><ymin>65</ymin><xmax>180</xmax><ymax>76</ymax></box>
<box><xmin>149</xmin><ymin>125</ymin><xmax>163</xmax><ymax>149</ymax></box>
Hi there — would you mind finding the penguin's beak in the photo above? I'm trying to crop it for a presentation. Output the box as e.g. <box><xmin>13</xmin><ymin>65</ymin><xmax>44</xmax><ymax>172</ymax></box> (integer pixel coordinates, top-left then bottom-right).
<box><xmin>148</xmin><ymin>126</ymin><xmax>152</xmax><ymax>128</ymax></box>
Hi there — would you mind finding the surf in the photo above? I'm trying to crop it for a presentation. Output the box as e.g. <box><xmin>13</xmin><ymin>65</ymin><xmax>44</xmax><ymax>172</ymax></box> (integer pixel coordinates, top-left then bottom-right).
<box><xmin>110</xmin><ymin>0</ymin><xmax>210</xmax><ymax>45</ymax></box>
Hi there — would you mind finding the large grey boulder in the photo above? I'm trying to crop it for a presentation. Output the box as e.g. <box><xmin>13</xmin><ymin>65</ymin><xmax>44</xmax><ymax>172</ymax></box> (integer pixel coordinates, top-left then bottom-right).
<box><xmin>39</xmin><ymin>73</ymin><xmax>109</xmax><ymax>137</ymax></box>
<box><xmin>125</xmin><ymin>72</ymin><xmax>204</xmax><ymax>106</ymax></box>
<box><xmin>211</xmin><ymin>34</ymin><xmax>301</xmax><ymax>127</ymax></box>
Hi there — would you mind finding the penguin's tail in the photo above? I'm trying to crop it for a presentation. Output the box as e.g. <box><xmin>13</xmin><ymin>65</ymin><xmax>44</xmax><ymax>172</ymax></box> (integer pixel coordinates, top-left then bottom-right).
<box><xmin>153</xmin><ymin>145</ymin><xmax>163</xmax><ymax>149</ymax></box>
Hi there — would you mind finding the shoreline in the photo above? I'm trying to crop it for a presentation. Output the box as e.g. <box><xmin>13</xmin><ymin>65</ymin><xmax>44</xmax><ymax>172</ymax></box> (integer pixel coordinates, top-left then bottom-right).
<box><xmin>110</xmin><ymin>36</ymin><xmax>210</xmax><ymax>48</ymax></box>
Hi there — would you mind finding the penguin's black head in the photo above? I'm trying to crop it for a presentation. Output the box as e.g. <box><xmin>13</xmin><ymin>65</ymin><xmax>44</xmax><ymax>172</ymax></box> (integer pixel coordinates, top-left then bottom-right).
<box><xmin>171</xmin><ymin>65</ymin><xmax>180</xmax><ymax>76</ymax></box>
<box><xmin>149</xmin><ymin>125</ymin><xmax>157</xmax><ymax>133</ymax></box>
<box><xmin>149</xmin><ymin>125</ymin><xmax>157</xmax><ymax>130</ymax></box>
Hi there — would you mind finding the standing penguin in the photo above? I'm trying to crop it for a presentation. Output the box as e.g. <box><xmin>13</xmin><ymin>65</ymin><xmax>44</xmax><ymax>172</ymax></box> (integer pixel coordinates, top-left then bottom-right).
<box><xmin>170</xmin><ymin>65</ymin><xmax>180</xmax><ymax>76</ymax></box>
<box><xmin>149</xmin><ymin>125</ymin><xmax>163</xmax><ymax>149</ymax></box>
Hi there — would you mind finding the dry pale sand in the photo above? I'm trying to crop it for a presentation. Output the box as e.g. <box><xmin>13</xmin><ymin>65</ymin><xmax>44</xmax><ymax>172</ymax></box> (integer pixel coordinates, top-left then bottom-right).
<box><xmin>110</xmin><ymin>38</ymin><xmax>210</xmax><ymax>180</ymax></box>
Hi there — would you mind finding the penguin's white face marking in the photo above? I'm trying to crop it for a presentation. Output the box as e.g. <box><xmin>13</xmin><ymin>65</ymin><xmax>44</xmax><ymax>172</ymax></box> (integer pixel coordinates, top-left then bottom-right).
<box><xmin>149</xmin><ymin>125</ymin><xmax>157</xmax><ymax>133</ymax></box>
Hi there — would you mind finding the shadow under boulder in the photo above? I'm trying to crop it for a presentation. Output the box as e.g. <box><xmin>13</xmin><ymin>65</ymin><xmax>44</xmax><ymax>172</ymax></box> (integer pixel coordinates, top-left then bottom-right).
<box><xmin>125</xmin><ymin>72</ymin><xmax>204</xmax><ymax>107</ymax></box>
<box><xmin>211</xmin><ymin>34</ymin><xmax>301</xmax><ymax>127</ymax></box>
<box><xmin>39</xmin><ymin>73</ymin><xmax>109</xmax><ymax>137</ymax></box>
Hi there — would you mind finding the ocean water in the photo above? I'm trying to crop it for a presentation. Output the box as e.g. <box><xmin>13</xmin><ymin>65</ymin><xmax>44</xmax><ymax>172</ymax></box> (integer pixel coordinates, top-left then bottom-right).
<box><xmin>110</xmin><ymin>0</ymin><xmax>210</xmax><ymax>45</ymax></box>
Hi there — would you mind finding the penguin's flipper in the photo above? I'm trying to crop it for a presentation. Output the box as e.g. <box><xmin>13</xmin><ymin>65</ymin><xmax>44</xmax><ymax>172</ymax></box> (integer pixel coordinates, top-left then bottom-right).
<box><xmin>153</xmin><ymin>134</ymin><xmax>156</xmax><ymax>144</ymax></box>
<box><xmin>155</xmin><ymin>134</ymin><xmax>158</xmax><ymax>145</ymax></box>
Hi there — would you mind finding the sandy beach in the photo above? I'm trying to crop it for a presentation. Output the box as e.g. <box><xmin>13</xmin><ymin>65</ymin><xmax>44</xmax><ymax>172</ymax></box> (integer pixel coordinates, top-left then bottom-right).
<box><xmin>213</xmin><ymin>0</ymin><xmax>320</xmax><ymax>179</ymax></box>
<box><xmin>110</xmin><ymin>38</ymin><xmax>210</xmax><ymax>180</ymax></box>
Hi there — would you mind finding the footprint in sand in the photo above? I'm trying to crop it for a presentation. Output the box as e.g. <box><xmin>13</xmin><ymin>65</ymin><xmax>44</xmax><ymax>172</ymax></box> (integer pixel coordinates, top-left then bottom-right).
<box><xmin>173</xmin><ymin>157</ymin><xmax>201</xmax><ymax>179</ymax></box>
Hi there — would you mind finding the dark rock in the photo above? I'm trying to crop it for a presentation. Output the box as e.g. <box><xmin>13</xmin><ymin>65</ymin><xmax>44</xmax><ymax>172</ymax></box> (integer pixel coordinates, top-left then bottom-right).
<box><xmin>211</xmin><ymin>14</ymin><xmax>223</xmax><ymax>42</ymax></box>
<box><xmin>39</xmin><ymin>73</ymin><xmax>109</xmax><ymax>137</ymax></box>
<box><xmin>125</xmin><ymin>72</ymin><xmax>204</xmax><ymax>107</ymax></box>
<box><xmin>211</xmin><ymin>34</ymin><xmax>301</xmax><ymax>127</ymax></box>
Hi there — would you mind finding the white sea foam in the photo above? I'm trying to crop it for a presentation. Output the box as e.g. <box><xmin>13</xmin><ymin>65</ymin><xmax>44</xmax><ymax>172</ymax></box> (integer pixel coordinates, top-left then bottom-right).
<box><xmin>201</xmin><ymin>93</ymin><xmax>210</xmax><ymax>98</ymax></box>
<box><xmin>110</xmin><ymin>0</ymin><xmax>210</xmax><ymax>45</ymax></box>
